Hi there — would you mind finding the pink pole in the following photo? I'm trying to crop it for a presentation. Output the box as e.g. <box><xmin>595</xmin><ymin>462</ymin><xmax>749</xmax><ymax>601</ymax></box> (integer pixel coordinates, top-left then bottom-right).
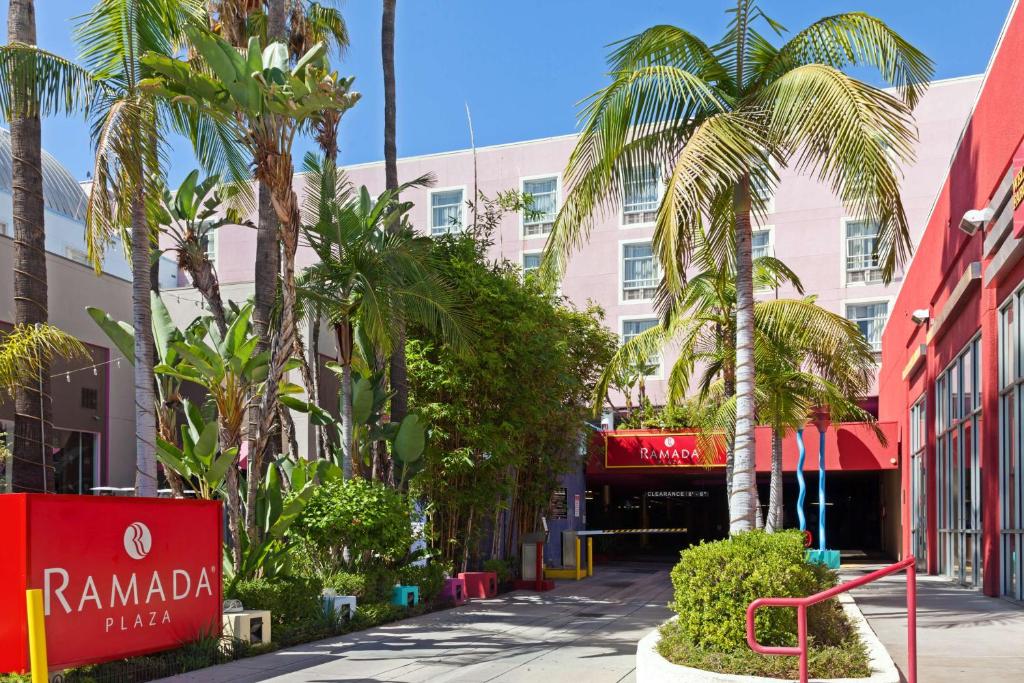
<box><xmin>907</xmin><ymin>560</ymin><xmax>917</xmax><ymax>683</ymax></box>
<box><xmin>535</xmin><ymin>541</ymin><xmax>543</xmax><ymax>591</ymax></box>
<box><xmin>797</xmin><ymin>605</ymin><xmax>808</xmax><ymax>683</ymax></box>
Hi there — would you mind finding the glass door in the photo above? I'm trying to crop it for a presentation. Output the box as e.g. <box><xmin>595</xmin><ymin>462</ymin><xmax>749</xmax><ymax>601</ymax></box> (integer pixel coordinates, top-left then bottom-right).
<box><xmin>910</xmin><ymin>396</ymin><xmax>927</xmax><ymax>568</ymax></box>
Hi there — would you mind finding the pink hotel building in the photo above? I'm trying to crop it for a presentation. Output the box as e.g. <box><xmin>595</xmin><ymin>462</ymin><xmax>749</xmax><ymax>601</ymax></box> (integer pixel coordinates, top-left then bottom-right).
<box><xmin>170</xmin><ymin>75</ymin><xmax>983</xmax><ymax>421</ymax></box>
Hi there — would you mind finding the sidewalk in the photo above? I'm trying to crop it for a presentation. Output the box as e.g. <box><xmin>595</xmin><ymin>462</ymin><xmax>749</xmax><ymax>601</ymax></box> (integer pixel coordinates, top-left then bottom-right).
<box><xmin>157</xmin><ymin>562</ymin><xmax>672</xmax><ymax>683</ymax></box>
<box><xmin>845</xmin><ymin>564</ymin><xmax>1024</xmax><ymax>682</ymax></box>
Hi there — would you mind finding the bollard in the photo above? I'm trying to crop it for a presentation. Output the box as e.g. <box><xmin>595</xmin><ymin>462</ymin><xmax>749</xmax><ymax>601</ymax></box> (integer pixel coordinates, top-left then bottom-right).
<box><xmin>25</xmin><ymin>589</ymin><xmax>48</xmax><ymax>683</ymax></box>
<box><xmin>574</xmin><ymin>537</ymin><xmax>582</xmax><ymax>581</ymax></box>
<box><xmin>534</xmin><ymin>541</ymin><xmax>543</xmax><ymax>592</ymax></box>
<box><xmin>587</xmin><ymin>537</ymin><xmax>593</xmax><ymax>577</ymax></box>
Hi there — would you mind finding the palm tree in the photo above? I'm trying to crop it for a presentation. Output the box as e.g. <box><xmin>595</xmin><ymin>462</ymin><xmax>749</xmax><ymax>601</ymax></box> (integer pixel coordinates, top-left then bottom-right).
<box><xmin>0</xmin><ymin>323</ymin><xmax>88</xmax><ymax>400</ymax></box>
<box><xmin>77</xmin><ymin>0</ymin><xmax>245</xmax><ymax>496</ymax></box>
<box><xmin>1</xmin><ymin>2</ymin><xmax>96</xmax><ymax>491</ymax></box>
<box><xmin>754</xmin><ymin>310</ymin><xmax>877</xmax><ymax>532</ymax></box>
<box><xmin>595</xmin><ymin>230</ymin><xmax>874</xmax><ymax>520</ymax></box>
<box><xmin>545</xmin><ymin>1</ymin><xmax>931</xmax><ymax>532</ymax></box>
<box><xmin>297</xmin><ymin>157</ymin><xmax>466</xmax><ymax>478</ymax></box>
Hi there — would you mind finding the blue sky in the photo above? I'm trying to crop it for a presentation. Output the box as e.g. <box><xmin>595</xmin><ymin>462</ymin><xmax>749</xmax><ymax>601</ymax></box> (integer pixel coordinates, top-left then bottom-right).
<box><xmin>4</xmin><ymin>0</ymin><xmax>1013</xmax><ymax>183</ymax></box>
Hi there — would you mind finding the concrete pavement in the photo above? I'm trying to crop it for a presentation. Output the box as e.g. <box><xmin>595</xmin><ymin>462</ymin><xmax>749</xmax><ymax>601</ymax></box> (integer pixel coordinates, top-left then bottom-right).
<box><xmin>845</xmin><ymin>564</ymin><xmax>1024</xmax><ymax>682</ymax></box>
<box><xmin>158</xmin><ymin>562</ymin><xmax>673</xmax><ymax>683</ymax></box>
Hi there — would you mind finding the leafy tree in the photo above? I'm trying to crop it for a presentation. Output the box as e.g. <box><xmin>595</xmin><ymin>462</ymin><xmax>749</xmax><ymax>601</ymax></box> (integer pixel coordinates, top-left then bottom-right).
<box><xmin>545</xmin><ymin>0</ymin><xmax>932</xmax><ymax>532</ymax></box>
<box><xmin>296</xmin><ymin>157</ymin><xmax>466</xmax><ymax>479</ymax></box>
<box><xmin>408</xmin><ymin>229</ymin><xmax>617</xmax><ymax>569</ymax></box>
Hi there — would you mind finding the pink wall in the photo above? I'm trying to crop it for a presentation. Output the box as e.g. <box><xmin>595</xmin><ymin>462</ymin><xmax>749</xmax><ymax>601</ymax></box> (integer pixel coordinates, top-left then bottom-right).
<box><xmin>201</xmin><ymin>76</ymin><xmax>982</xmax><ymax>405</ymax></box>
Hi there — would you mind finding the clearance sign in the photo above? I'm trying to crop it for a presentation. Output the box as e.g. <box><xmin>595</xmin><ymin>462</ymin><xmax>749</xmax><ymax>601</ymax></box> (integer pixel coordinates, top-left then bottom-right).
<box><xmin>0</xmin><ymin>494</ymin><xmax>222</xmax><ymax>673</ymax></box>
<box><xmin>603</xmin><ymin>431</ymin><xmax>726</xmax><ymax>468</ymax></box>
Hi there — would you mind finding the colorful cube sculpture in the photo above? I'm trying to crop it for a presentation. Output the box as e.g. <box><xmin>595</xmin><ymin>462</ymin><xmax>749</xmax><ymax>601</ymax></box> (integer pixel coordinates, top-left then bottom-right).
<box><xmin>458</xmin><ymin>571</ymin><xmax>498</xmax><ymax>599</ymax></box>
<box><xmin>391</xmin><ymin>585</ymin><xmax>419</xmax><ymax>608</ymax></box>
<box><xmin>322</xmin><ymin>594</ymin><xmax>358</xmax><ymax>622</ymax></box>
<box><xmin>440</xmin><ymin>577</ymin><xmax>467</xmax><ymax>605</ymax></box>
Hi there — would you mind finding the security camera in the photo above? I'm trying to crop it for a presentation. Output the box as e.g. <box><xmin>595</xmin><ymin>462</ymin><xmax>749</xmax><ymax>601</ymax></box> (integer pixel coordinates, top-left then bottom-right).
<box><xmin>959</xmin><ymin>208</ymin><xmax>994</xmax><ymax>235</ymax></box>
<box><xmin>910</xmin><ymin>309</ymin><xmax>930</xmax><ymax>325</ymax></box>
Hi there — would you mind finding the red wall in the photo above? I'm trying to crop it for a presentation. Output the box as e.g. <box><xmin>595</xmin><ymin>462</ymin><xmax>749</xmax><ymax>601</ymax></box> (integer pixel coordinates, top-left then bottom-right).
<box><xmin>879</xmin><ymin>2</ymin><xmax>1024</xmax><ymax>596</ymax></box>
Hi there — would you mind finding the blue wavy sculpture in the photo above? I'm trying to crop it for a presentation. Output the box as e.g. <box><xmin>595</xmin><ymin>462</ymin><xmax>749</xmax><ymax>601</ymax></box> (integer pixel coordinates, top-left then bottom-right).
<box><xmin>818</xmin><ymin>427</ymin><xmax>827</xmax><ymax>551</ymax></box>
<box><xmin>796</xmin><ymin>428</ymin><xmax>806</xmax><ymax>532</ymax></box>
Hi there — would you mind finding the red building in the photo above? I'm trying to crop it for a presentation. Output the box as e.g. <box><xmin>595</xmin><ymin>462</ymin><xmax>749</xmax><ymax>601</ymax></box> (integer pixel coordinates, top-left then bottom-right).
<box><xmin>879</xmin><ymin>1</ymin><xmax>1024</xmax><ymax>599</ymax></box>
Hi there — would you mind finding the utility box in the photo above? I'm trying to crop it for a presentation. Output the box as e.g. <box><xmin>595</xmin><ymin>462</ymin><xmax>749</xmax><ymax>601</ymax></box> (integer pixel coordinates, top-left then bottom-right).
<box><xmin>222</xmin><ymin>610</ymin><xmax>271</xmax><ymax>645</ymax></box>
<box><xmin>561</xmin><ymin>530</ymin><xmax>578</xmax><ymax>567</ymax></box>
<box><xmin>521</xmin><ymin>531</ymin><xmax>547</xmax><ymax>580</ymax></box>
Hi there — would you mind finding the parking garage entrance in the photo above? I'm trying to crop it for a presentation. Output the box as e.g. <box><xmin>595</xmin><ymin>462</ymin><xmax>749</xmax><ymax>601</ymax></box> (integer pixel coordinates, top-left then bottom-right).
<box><xmin>584</xmin><ymin>426</ymin><xmax>900</xmax><ymax>560</ymax></box>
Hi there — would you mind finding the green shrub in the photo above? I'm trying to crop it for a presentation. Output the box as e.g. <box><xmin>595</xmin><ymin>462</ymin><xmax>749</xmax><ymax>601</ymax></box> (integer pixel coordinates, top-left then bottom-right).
<box><xmin>292</xmin><ymin>478</ymin><xmax>415</xmax><ymax>572</ymax></box>
<box><xmin>323</xmin><ymin>571</ymin><xmax>367</xmax><ymax>598</ymax></box>
<box><xmin>400</xmin><ymin>561</ymin><xmax>450</xmax><ymax>602</ymax></box>
<box><xmin>226</xmin><ymin>575</ymin><xmax>324</xmax><ymax>628</ymax></box>
<box><xmin>482</xmin><ymin>558</ymin><xmax>513</xmax><ymax>584</ymax></box>
<box><xmin>669</xmin><ymin>531</ymin><xmax>840</xmax><ymax>651</ymax></box>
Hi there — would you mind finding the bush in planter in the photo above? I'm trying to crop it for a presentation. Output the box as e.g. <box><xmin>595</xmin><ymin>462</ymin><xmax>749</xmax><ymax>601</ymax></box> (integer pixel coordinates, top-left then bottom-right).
<box><xmin>226</xmin><ymin>575</ymin><xmax>324</xmax><ymax>628</ymax></box>
<box><xmin>399</xmin><ymin>561</ymin><xmax>450</xmax><ymax>603</ymax></box>
<box><xmin>668</xmin><ymin>530</ymin><xmax>847</xmax><ymax>650</ymax></box>
<box><xmin>292</xmin><ymin>478</ymin><xmax>416</xmax><ymax>573</ymax></box>
<box><xmin>482</xmin><ymin>558</ymin><xmax>513</xmax><ymax>585</ymax></box>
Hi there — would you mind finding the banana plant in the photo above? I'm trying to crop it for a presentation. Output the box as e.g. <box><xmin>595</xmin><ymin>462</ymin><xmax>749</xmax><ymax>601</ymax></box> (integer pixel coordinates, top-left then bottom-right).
<box><xmin>281</xmin><ymin>366</ymin><xmax>427</xmax><ymax>485</ymax></box>
<box><xmin>227</xmin><ymin>456</ymin><xmax>343</xmax><ymax>585</ymax></box>
<box><xmin>150</xmin><ymin>170</ymin><xmax>251</xmax><ymax>334</ymax></box>
<box><xmin>87</xmin><ymin>293</ymin><xmax>206</xmax><ymax>496</ymax></box>
<box><xmin>154</xmin><ymin>399</ymin><xmax>237</xmax><ymax>500</ymax></box>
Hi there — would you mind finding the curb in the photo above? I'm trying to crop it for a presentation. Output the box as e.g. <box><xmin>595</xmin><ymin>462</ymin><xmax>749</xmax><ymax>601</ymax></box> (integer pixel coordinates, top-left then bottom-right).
<box><xmin>635</xmin><ymin>593</ymin><xmax>899</xmax><ymax>682</ymax></box>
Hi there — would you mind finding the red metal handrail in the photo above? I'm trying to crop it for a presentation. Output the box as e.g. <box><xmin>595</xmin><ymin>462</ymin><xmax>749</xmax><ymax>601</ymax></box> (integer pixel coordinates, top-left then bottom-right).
<box><xmin>746</xmin><ymin>556</ymin><xmax>917</xmax><ymax>683</ymax></box>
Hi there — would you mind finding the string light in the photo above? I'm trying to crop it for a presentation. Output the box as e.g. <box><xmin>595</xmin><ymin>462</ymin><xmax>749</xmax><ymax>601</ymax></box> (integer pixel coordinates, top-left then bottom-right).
<box><xmin>52</xmin><ymin>354</ymin><xmax>128</xmax><ymax>382</ymax></box>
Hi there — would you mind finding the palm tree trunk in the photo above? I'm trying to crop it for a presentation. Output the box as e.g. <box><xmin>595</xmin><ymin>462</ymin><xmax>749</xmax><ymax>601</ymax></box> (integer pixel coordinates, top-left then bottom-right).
<box><xmin>336</xmin><ymin>321</ymin><xmax>354</xmax><ymax>479</ymax></box>
<box><xmin>222</xmin><ymin>425</ymin><xmax>242</xmax><ymax>572</ymax></box>
<box><xmin>8</xmin><ymin>0</ymin><xmax>52</xmax><ymax>494</ymax></box>
<box><xmin>730</xmin><ymin>179</ymin><xmax>757</xmax><ymax>533</ymax></box>
<box><xmin>766</xmin><ymin>428</ymin><xmax>784</xmax><ymax>532</ymax></box>
<box><xmin>131</xmin><ymin>191</ymin><xmax>159</xmax><ymax>496</ymax></box>
<box><xmin>382</xmin><ymin>0</ymin><xmax>409</xmax><ymax>428</ymax></box>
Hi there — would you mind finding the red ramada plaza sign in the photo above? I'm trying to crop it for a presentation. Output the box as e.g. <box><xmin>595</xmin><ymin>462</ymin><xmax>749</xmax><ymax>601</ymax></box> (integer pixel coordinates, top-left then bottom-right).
<box><xmin>602</xmin><ymin>431</ymin><xmax>727</xmax><ymax>468</ymax></box>
<box><xmin>0</xmin><ymin>494</ymin><xmax>222</xmax><ymax>673</ymax></box>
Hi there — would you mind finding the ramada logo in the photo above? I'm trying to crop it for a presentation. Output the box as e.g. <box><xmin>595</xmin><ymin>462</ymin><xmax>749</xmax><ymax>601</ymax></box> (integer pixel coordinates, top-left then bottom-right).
<box><xmin>123</xmin><ymin>522</ymin><xmax>152</xmax><ymax>560</ymax></box>
<box><xmin>664</xmin><ymin>436</ymin><xmax>675</xmax><ymax>448</ymax></box>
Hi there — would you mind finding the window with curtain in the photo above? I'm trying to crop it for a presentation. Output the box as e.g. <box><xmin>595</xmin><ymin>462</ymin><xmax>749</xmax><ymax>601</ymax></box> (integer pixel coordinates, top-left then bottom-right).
<box><xmin>622</xmin><ymin>242</ymin><xmax>658</xmax><ymax>301</ymax></box>
<box><xmin>522</xmin><ymin>177</ymin><xmax>557</xmax><ymax>237</ymax></box>
<box><xmin>622</xmin><ymin>318</ymin><xmax>661</xmax><ymax>371</ymax></box>
<box><xmin>752</xmin><ymin>228</ymin><xmax>772</xmax><ymax>259</ymax></box>
<box><xmin>622</xmin><ymin>166</ymin><xmax>659</xmax><ymax>225</ymax></box>
<box><xmin>845</xmin><ymin>219</ymin><xmax>883</xmax><ymax>284</ymax></box>
<box><xmin>431</xmin><ymin>189</ymin><xmax>464</xmax><ymax>235</ymax></box>
<box><xmin>522</xmin><ymin>252</ymin><xmax>541</xmax><ymax>274</ymax></box>
<box><xmin>845</xmin><ymin>301</ymin><xmax>888</xmax><ymax>351</ymax></box>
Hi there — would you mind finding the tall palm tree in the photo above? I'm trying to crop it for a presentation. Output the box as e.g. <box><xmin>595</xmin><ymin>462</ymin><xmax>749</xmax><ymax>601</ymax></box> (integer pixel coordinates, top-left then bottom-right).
<box><xmin>1</xmin><ymin>2</ymin><xmax>96</xmax><ymax>491</ymax></box>
<box><xmin>297</xmin><ymin>157</ymin><xmax>466</xmax><ymax>477</ymax></box>
<box><xmin>546</xmin><ymin>1</ymin><xmax>931</xmax><ymax>532</ymax></box>
<box><xmin>595</xmin><ymin>230</ymin><xmax>875</xmax><ymax>522</ymax></box>
<box><xmin>77</xmin><ymin>0</ymin><xmax>242</xmax><ymax>496</ymax></box>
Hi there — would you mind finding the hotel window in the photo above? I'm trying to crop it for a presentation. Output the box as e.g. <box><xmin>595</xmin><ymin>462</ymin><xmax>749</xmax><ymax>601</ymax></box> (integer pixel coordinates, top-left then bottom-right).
<box><xmin>430</xmin><ymin>189</ymin><xmax>464</xmax><ymax>236</ymax></box>
<box><xmin>622</xmin><ymin>166</ymin><xmax>659</xmax><ymax>226</ymax></box>
<box><xmin>751</xmin><ymin>174</ymin><xmax>774</xmax><ymax>213</ymax></box>
<box><xmin>522</xmin><ymin>177</ymin><xmax>557</xmax><ymax>237</ymax></box>
<box><xmin>751</xmin><ymin>228</ymin><xmax>773</xmax><ymax>260</ymax></box>
<box><xmin>845</xmin><ymin>219</ymin><xmax>884</xmax><ymax>284</ymax></box>
<box><xmin>622</xmin><ymin>242</ymin><xmax>658</xmax><ymax>301</ymax></box>
<box><xmin>936</xmin><ymin>335</ymin><xmax>982</xmax><ymax>588</ymax></box>
<box><xmin>522</xmin><ymin>252</ymin><xmax>541</xmax><ymax>275</ymax></box>
<box><xmin>52</xmin><ymin>429</ymin><xmax>98</xmax><ymax>495</ymax></box>
<box><xmin>199</xmin><ymin>229</ymin><xmax>217</xmax><ymax>265</ymax></box>
<box><xmin>845</xmin><ymin>301</ymin><xmax>888</xmax><ymax>352</ymax></box>
<box><xmin>622</xmin><ymin>318</ymin><xmax>660</xmax><ymax>373</ymax></box>
<box><xmin>1000</xmin><ymin>291</ymin><xmax>1024</xmax><ymax>600</ymax></box>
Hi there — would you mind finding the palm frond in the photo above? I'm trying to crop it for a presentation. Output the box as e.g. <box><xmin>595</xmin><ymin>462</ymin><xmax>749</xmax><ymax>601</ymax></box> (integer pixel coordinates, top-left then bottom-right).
<box><xmin>0</xmin><ymin>44</ymin><xmax>103</xmax><ymax>120</ymax></box>
<box><xmin>759</xmin><ymin>64</ymin><xmax>916</xmax><ymax>281</ymax></box>
<box><xmin>0</xmin><ymin>324</ymin><xmax>89</xmax><ymax>397</ymax></box>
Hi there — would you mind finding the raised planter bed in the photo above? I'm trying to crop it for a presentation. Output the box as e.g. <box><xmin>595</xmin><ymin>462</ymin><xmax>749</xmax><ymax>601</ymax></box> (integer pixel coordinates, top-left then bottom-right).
<box><xmin>635</xmin><ymin>594</ymin><xmax>899</xmax><ymax>683</ymax></box>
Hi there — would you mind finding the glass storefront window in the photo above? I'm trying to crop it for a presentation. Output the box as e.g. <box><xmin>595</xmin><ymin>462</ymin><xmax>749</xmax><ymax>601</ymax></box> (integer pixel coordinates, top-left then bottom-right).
<box><xmin>910</xmin><ymin>395</ymin><xmax>927</xmax><ymax>568</ymax></box>
<box><xmin>1000</xmin><ymin>295</ymin><xmax>1024</xmax><ymax>600</ymax></box>
<box><xmin>936</xmin><ymin>335</ymin><xmax>982</xmax><ymax>588</ymax></box>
